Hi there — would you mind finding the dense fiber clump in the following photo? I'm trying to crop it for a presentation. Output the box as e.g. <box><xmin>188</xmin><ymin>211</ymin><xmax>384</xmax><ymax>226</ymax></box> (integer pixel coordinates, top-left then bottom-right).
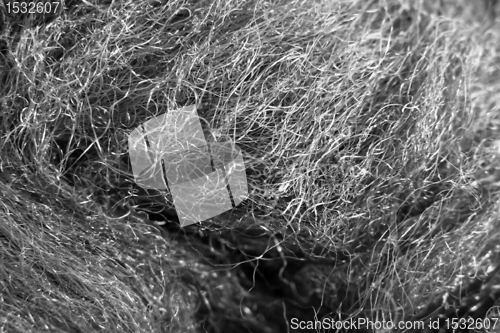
<box><xmin>1</xmin><ymin>0</ymin><xmax>500</xmax><ymax>332</ymax></box>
